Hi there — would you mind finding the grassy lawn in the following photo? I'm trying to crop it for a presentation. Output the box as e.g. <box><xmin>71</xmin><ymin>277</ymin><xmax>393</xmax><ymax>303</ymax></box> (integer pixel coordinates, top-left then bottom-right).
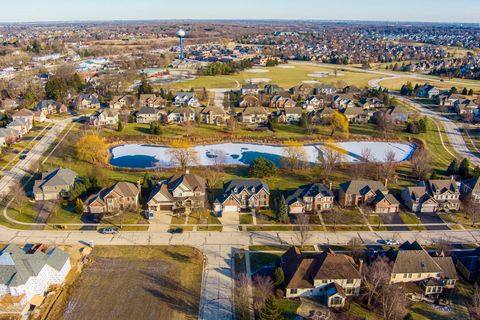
<box><xmin>50</xmin><ymin>246</ymin><xmax>203</xmax><ymax>320</ymax></box>
<box><xmin>256</xmin><ymin>209</ymin><xmax>281</xmax><ymax>224</ymax></box>
<box><xmin>399</xmin><ymin>211</ymin><xmax>425</xmax><ymax>230</ymax></box>
<box><xmin>159</xmin><ymin>62</ymin><xmax>380</xmax><ymax>90</ymax></box>
<box><xmin>239</xmin><ymin>214</ymin><xmax>253</xmax><ymax>224</ymax></box>
<box><xmin>322</xmin><ymin>207</ymin><xmax>365</xmax><ymax>225</ymax></box>
<box><xmin>379</xmin><ymin>77</ymin><xmax>480</xmax><ymax>93</ymax></box>
<box><xmin>249</xmin><ymin>252</ymin><xmax>282</xmax><ymax>273</ymax></box>
<box><xmin>187</xmin><ymin>209</ymin><xmax>221</xmax><ymax>225</ymax></box>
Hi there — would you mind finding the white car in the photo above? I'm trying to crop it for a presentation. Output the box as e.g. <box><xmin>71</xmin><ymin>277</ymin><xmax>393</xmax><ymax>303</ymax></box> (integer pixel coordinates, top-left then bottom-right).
<box><xmin>384</xmin><ymin>239</ymin><xmax>399</xmax><ymax>246</ymax></box>
<box><xmin>99</xmin><ymin>228</ymin><xmax>117</xmax><ymax>234</ymax></box>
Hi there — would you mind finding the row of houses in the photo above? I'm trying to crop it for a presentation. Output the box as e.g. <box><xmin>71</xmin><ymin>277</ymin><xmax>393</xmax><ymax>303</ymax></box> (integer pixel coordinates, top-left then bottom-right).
<box><xmin>417</xmin><ymin>85</ymin><xmax>479</xmax><ymax>119</ymax></box>
<box><xmin>281</xmin><ymin>241</ymin><xmax>458</xmax><ymax>308</ymax></box>
<box><xmin>0</xmin><ymin>109</ymin><xmax>45</xmax><ymax>148</ymax></box>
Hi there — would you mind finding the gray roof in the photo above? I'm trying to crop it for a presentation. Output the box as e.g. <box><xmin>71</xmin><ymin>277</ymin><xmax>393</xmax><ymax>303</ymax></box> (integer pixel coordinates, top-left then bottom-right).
<box><xmin>0</xmin><ymin>245</ymin><xmax>69</xmax><ymax>287</ymax></box>
<box><xmin>223</xmin><ymin>179</ymin><xmax>269</xmax><ymax>195</ymax></box>
<box><xmin>285</xmin><ymin>183</ymin><xmax>333</xmax><ymax>206</ymax></box>
<box><xmin>35</xmin><ymin>168</ymin><xmax>77</xmax><ymax>190</ymax></box>
<box><xmin>339</xmin><ymin>180</ymin><xmax>387</xmax><ymax>195</ymax></box>
<box><xmin>137</xmin><ymin>106</ymin><xmax>159</xmax><ymax>116</ymax></box>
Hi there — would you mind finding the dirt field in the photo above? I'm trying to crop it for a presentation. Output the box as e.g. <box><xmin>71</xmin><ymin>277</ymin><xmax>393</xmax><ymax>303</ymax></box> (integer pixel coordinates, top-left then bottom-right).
<box><xmin>55</xmin><ymin>246</ymin><xmax>203</xmax><ymax>320</ymax></box>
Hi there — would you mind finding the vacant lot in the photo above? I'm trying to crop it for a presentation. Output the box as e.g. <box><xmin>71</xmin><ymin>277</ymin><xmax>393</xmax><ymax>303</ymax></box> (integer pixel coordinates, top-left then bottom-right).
<box><xmin>57</xmin><ymin>246</ymin><xmax>203</xmax><ymax>320</ymax></box>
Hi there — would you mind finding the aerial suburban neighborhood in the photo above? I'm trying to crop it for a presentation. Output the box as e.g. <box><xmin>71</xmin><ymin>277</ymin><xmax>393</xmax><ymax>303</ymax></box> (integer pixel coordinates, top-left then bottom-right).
<box><xmin>0</xmin><ymin>1</ymin><xmax>480</xmax><ymax>320</ymax></box>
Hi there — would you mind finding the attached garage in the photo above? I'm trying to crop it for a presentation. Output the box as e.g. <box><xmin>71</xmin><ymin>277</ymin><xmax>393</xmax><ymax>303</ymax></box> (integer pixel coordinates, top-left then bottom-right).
<box><xmin>159</xmin><ymin>205</ymin><xmax>173</xmax><ymax>211</ymax></box>
<box><xmin>223</xmin><ymin>205</ymin><xmax>239</xmax><ymax>213</ymax></box>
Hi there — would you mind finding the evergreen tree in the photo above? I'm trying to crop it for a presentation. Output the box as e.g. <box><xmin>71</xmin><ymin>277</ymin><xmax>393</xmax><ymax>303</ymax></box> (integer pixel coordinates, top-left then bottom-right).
<box><xmin>273</xmin><ymin>267</ymin><xmax>285</xmax><ymax>287</ymax></box>
<box><xmin>75</xmin><ymin>198</ymin><xmax>85</xmax><ymax>215</ymax></box>
<box><xmin>468</xmin><ymin>89</ymin><xmax>474</xmax><ymax>96</ymax></box>
<box><xmin>138</xmin><ymin>77</ymin><xmax>153</xmax><ymax>95</ymax></box>
<box><xmin>248</xmin><ymin>157</ymin><xmax>277</xmax><ymax>178</ymax></box>
<box><xmin>278</xmin><ymin>195</ymin><xmax>289</xmax><ymax>223</ymax></box>
<box><xmin>462</xmin><ymin>88</ymin><xmax>468</xmax><ymax>95</ymax></box>
<box><xmin>473</xmin><ymin>166</ymin><xmax>480</xmax><ymax>177</ymax></box>
<box><xmin>299</xmin><ymin>112</ymin><xmax>308</xmax><ymax>128</ymax></box>
<box><xmin>450</xmin><ymin>86</ymin><xmax>458</xmax><ymax>94</ymax></box>
<box><xmin>117</xmin><ymin>121</ymin><xmax>124</xmax><ymax>132</ymax></box>
<box><xmin>259</xmin><ymin>296</ymin><xmax>281</xmax><ymax>320</ymax></box>
<box><xmin>459</xmin><ymin>158</ymin><xmax>471</xmax><ymax>179</ymax></box>
<box><xmin>446</xmin><ymin>159</ymin><xmax>459</xmax><ymax>176</ymax></box>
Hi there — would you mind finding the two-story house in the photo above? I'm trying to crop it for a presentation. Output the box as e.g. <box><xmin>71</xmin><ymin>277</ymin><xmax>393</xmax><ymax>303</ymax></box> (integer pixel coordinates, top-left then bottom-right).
<box><xmin>136</xmin><ymin>106</ymin><xmax>161</xmax><ymax>124</ymax></box>
<box><xmin>147</xmin><ymin>171</ymin><xmax>206</xmax><ymax>214</ymax></box>
<box><xmin>73</xmin><ymin>93</ymin><xmax>100</xmax><ymax>110</ymax></box>
<box><xmin>389</xmin><ymin>241</ymin><xmax>458</xmax><ymax>299</ymax></box>
<box><xmin>213</xmin><ymin>179</ymin><xmax>270</xmax><ymax>213</ymax></box>
<box><xmin>285</xmin><ymin>183</ymin><xmax>334</xmax><ymax>214</ymax></box>
<box><xmin>167</xmin><ymin>107</ymin><xmax>197</xmax><ymax>123</ymax></box>
<box><xmin>339</xmin><ymin>180</ymin><xmax>399</xmax><ymax>213</ymax></box>
<box><xmin>239</xmin><ymin>106</ymin><xmax>269</xmax><ymax>124</ymax></box>
<box><xmin>199</xmin><ymin>105</ymin><xmax>229</xmax><ymax>125</ymax></box>
<box><xmin>241</xmin><ymin>84</ymin><xmax>259</xmax><ymax>96</ymax></box>
<box><xmin>281</xmin><ymin>247</ymin><xmax>362</xmax><ymax>308</ymax></box>
<box><xmin>85</xmin><ymin>182</ymin><xmax>140</xmax><ymax>214</ymax></box>
<box><xmin>90</xmin><ymin>109</ymin><xmax>119</xmax><ymax>126</ymax></box>
<box><xmin>460</xmin><ymin>177</ymin><xmax>480</xmax><ymax>203</ymax></box>
<box><xmin>401</xmin><ymin>179</ymin><xmax>460</xmax><ymax>213</ymax></box>
<box><xmin>33</xmin><ymin>168</ymin><xmax>77</xmax><ymax>201</ymax></box>
<box><xmin>417</xmin><ymin>85</ymin><xmax>440</xmax><ymax>99</ymax></box>
<box><xmin>270</xmin><ymin>96</ymin><xmax>297</xmax><ymax>109</ymax></box>
<box><xmin>173</xmin><ymin>92</ymin><xmax>200</xmax><ymax>107</ymax></box>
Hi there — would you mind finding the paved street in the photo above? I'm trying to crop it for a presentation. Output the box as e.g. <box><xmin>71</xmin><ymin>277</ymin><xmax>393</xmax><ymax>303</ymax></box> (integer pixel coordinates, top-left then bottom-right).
<box><xmin>0</xmin><ymin>118</ymin><xmax>73</xmax><ymax>200</ymax></box>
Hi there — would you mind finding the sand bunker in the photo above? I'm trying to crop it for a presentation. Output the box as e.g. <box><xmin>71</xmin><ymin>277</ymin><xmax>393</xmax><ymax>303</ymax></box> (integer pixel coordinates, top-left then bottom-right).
<box><xmin>245</xmin><ymin>68</ymin><xmax>270</xmax><ymax>73</ymax></box>
<box><xmin>278</xmin><ymin>65</ymin><xmax>295</xmax><ymax>69</ymax></box>
<box><xmin>248</xmin><ymin>78</ymin><xmax>272</xmax><ymax>83</ymax></box>
<box><xmin>302</xmin><ymin>80</ymin><xmax>319</xmax><ymax>84</ymax></box>
<box><xmin>308</xmin><ymin>71</ymin><xmax>344</xmax><ymax>78</ymax></box>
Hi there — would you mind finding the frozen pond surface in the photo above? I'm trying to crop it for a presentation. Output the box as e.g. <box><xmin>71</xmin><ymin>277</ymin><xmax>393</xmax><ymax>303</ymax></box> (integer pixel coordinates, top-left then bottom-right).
<box><xmin>110</xmin><ymin>142</ymin><xmax>416</xmax><ymax>169</ymax></box>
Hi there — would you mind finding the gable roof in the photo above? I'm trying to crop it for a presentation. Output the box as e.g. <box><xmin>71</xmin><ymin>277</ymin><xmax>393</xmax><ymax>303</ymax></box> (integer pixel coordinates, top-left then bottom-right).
<box><xmin>223</xmin><ymin>179</ymin><xmax>269</xmax><ymax>195</ymax></box>
<box><xmin>285</xmin><ymin>183</ymin><xmax>333</xmax><ymax>206</ymax></box>
<box><xmin>0</xmin><ymin>245</ymin><xmax>69</xmax><ymax>287</ymax></box>
<box><xmin>281</xmin><ymin>247</ymin><xmax>361</xmax><ymax>289</ymax></box>
<box><xmin>339</xmin><ymin>180</ymin><xmax>387</xmax><ymax>195</ymax></box>
<box><xmin>36</xmin><ymin>168</ymin><xmax>77</xmax><ymax>189</ymax></box>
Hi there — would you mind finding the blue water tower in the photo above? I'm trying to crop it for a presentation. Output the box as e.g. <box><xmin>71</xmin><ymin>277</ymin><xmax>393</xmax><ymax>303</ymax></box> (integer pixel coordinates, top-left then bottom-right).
<box><xmin>177</xmin><ymin>29</ymin><xmax>186</xmax><ymax>60</ymax></box>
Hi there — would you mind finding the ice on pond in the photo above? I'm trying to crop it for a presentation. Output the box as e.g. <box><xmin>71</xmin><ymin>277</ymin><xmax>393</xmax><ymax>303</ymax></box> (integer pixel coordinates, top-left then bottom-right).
<box><xmin>110</xmin><ymin>142</ymin><xmax>416</xmax><ymax>169</ymax></box>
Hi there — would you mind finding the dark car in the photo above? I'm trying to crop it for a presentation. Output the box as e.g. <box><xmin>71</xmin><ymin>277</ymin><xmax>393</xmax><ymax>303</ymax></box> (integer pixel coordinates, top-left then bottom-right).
<box><xmin>168</xmin><ymin>227</ymin><xmax>184</xmax><ymax>234</ymax></box>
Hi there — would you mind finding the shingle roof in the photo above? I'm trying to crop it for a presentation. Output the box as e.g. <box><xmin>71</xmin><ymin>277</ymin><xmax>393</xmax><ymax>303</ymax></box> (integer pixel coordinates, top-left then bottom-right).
<box><xmin>0</xmin><ymin>245</ymin><xmax>69</xmax><ymax>287</ymax></box>
<box><xmin>285</xmin><ymin>183</ymin><xmax>333</xmax><ymax>206</ymax></box>
<box><xmin>339</xmin><ymin>180</ymin><xmax>387</xmax><ymax>195</ymax></box>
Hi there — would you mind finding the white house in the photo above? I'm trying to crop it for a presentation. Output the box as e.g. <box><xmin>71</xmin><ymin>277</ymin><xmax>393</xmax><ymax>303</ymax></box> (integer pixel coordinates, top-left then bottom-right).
<box><xmin>0</xmin><ymin>244</ymin><xmax>71</xmax><ymax>306</ymax></box>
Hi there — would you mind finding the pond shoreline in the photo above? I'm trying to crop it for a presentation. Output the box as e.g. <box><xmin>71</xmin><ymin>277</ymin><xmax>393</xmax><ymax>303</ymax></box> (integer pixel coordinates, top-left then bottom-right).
<box><xmin>108</xmin><ymin>141</ymin><xmax>417</xmax><ymax>170</ymax></box>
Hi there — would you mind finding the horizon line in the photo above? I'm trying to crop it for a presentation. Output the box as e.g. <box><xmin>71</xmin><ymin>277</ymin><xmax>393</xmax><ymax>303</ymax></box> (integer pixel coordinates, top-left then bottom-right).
<box><xmin>0</xmin><ymin>18</ymin><xmax>479</xmax><ymax>25</ymax></box>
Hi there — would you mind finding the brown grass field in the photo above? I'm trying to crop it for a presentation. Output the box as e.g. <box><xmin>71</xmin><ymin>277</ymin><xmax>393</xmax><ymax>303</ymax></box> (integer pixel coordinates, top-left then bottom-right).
<box><xmin>57</xmin><ymin>246</ymin><xmax>203</xmax><ymax>320</ymax></box>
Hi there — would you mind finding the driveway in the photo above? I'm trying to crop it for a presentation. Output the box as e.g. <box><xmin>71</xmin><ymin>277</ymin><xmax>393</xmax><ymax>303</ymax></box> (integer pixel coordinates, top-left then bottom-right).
<box><xmin>417</xmin><ymin>212</ymin><xmax>450</xmax><ymax>231</ymax></box>
<box><xmin>380</xmin><ymin>213</ymin><xmax>409</xmax><ymax>231</ymax></box>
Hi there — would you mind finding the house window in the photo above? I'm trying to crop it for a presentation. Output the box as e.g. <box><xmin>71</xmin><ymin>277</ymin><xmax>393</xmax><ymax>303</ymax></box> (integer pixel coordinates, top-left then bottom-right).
<box><xmin>331</xmin><ymin>296</ymin><xmax>343</xmax><ymax>306</ymax></box>
<box><xmin>290</xmin><ymin>289</ymin><xmax>297</xmax><ymax>294</ymax></box>
<box><xmin>346</xmin><ymin>279</ymin><xmax>354</xmax><ymax>284</ymax></box>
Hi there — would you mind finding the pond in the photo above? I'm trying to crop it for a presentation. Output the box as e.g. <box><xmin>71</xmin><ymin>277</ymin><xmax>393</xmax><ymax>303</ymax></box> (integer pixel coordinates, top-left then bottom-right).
<box><xmin>109</xmin><ymin>142</ymin><xmax>416</xmax><ymax>169</ymax></box>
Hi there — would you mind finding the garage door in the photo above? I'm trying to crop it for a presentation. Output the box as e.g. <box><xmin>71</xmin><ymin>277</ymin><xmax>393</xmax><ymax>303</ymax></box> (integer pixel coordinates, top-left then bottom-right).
<box><xmin>160</xmin><ymin>205</ymin><xmax>173</xmax><ymax>211</ymax></box>
<box><xmin>223</xmin><ymin>205</ymin><xmax>239</xmax><ymax>212</ymax></box>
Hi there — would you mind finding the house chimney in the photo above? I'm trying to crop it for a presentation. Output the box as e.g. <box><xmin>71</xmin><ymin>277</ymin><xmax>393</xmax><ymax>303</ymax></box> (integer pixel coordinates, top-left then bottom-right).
<box><xmin>358</xmin><ymin>259</ymin><xmax>364</xmax><ymax>275</ymax></box>
<box><xmin>329</xmin><ymin>182</ymin><xmax>332</xmax><ymax>191</ymax></box>
<box><xmin>185</xmin><ymin>169</ymin><xmax>190</xmax><ymax>174</ymax></box>
<box><xmin>384</xmin><ymin>178</ymin><xmax>388</xmax><ymax>188</ymax></box>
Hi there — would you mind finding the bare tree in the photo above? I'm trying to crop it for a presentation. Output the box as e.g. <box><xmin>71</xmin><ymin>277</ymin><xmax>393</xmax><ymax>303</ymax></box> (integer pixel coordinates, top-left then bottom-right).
<box><xmin>295</xmin><ymin>213</ymin><xmax>312</xmax><ymax>248</ymax></box>
<box><xmin>362</xmin><ymin>256</ymin><xmax>392</xmax><ymax>307</ymax></box>
<box><xmin>12</xmin><ymin>182</ymin><xmax>28</xmax><ymax>216</ymax></box>
<box><xmin>347</xmin><ymin>237</ymin><xmax>364</xmax><ymax>260</ymax></box>
<box><xmin>252</xmin><ymin>275</ymin><xmax>274</xmax><ymax>314</ymax></box>
<box><xmin>205</xmin><ymin>149</ymin><xmax>226</xmax><ymax>189</ymax></box>
<box><xmin>167</xmin><ymin>141</ymin><xmax>199</xmax><ymax>171</ymax></box>
<box><xmin>472</xmin><ymin>282</ymin><xmax>480</xmax><ymax>316</ymax></box>
<box><xmin>282</xmin><ymin>141</ymin><xmax>308</xmax><ymax>171</ymax></box>
<box><xmin>235</xmin><ymin>273</ymin><xmax>251</xmax><ymax>320</ymax></box>
<box><xmin>411</xmin><ymin>147</ymin><xmax>431</xmax><ymax>180</ymax></box>
<box><xmin>379</xmin><ymin>150</ymin><xmax>398</xmax><ymax>184</ymax></box>
<box><xmin>225</xmin><ymin>117</ymin><xmax>238</xmax><ymax>134</ymax></box>
<box><xmin>380</xmin><ymin>284</ymin><xmax>407</xmax><ymax>320</ymax></box>
<box><xmin>464</xmin><ymin>194</ymin><xmax>480</xmax><ymax>226</ymax></box>
<box><xmin>358</xmin><ymin>147</ymin><xmax>374</xmax><ymax>178</ymax></box>
<box><xmin>317</xmin><ymin>145</ymin><xmax>342</xmax><ymax>182</ymax></box>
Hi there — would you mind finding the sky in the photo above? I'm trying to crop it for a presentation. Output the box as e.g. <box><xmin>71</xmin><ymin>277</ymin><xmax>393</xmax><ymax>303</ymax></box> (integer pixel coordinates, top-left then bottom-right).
<box><xmin>0</xmin><ymin>0</ymin><xmax>479</xmax><ymax>23</ymax></box>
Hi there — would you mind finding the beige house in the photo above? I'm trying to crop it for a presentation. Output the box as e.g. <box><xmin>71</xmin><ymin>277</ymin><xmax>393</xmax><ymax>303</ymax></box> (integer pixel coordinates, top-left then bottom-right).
<box><xmin>401</xmin><ymin>179</ymin><xmax>460</xmax><ymax>213</ymax></box>
<box><xmin>285</xmin><ymin>183</ymin><xmax>334</xmax><ymax>214</ymax></box>
<box><xmin>281</xmin><ymin>247</ymin><xmax>362</xmax><ymax>308</ymax></box>
<box><xmin>214</xmin><ymin>179</ymin><xmax>270</xmax><ymax>213</ymax></box>
<box><xmin>339</xmin><ymin>180</ymin><xmax>399</xmax><ymax>213</ymax></box>
<box><xmin>200</xmin><ymin>105</ymin><xmax>229</xmax><ymax>125</ymax></box>
<box><xmin>239</xmin><ymin>106</ymin><xmax>269</xmax><ymax>124</ymax></box>
<box><xmin>33</xmin><ymin>168</ymin><xmax>77</xmax><ymax>201</ymax></box>
<box><xmin>147</xmin><ymin>172</ymin><xmax>206</xmax><ymax>214</ymax></box>
<box><xmin>390</xmin><ymin>241</ymin><xmax>458</xmax><ymax>299</ymax></box>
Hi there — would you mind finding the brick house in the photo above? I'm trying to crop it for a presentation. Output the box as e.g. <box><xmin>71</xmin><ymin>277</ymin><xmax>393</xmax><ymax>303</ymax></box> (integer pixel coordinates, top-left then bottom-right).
<box><xmin>214</xmin><ymin>179</ymin><xmax>269</xmax><ymax>213</ymax></box>
<box><xmin>339</xmin><ymin>180</ymin><xmax>399</xmax><ymax>213</ymax></box>
<box><xmin>285</xmin><ymin>183</ymin><xmax>334</xmax><ymax>214</ymax></box>
<box><xmin>85</xmin><ymin>182</ymin><xmax>140</xmax><ymax>214</ymax></box>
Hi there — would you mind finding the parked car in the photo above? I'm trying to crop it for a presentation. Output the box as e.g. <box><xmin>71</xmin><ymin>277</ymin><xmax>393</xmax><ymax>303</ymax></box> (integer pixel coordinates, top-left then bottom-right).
<box><xmin>99</xmin><ymin>228</ymin><xmax>117</xmax><ymax>234</ymax></box>
<box><xmin>168</xmin><ymin>227</ymin><xmax>183</xmax><ymax>234</ymax></box>
<box><xmin>384</xmin><ymin>239</ymin><xmax>399</xmax><ymax>246</ymax></box>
